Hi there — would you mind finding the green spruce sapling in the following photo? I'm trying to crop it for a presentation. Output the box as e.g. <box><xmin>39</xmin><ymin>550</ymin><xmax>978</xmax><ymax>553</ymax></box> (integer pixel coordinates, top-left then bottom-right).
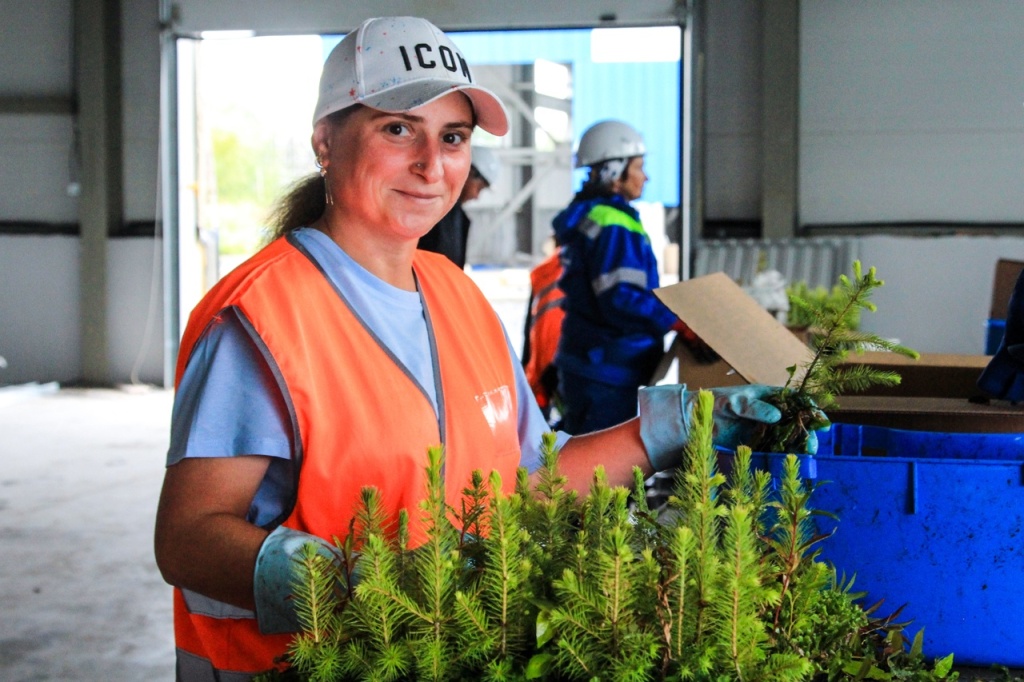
<box><xmin>269</xmin><ymin>391</ymin><xmax>956</xmax><ymax>681</ymax></box>
<box><xmin>785</xmin><ymin>281</ymin><xmax>860</xmax><ymax>333</ymax></box>
<box><xmin>752</xmin><ymin>261</ymin><xmax>920</xmax><ymax>454</ymax></box>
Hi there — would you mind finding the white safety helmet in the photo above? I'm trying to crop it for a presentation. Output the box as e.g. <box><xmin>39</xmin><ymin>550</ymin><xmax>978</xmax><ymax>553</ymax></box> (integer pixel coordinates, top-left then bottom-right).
<box><xmin>471</xmin><ymin>146</ymin><xmax>501</xmax><ymax>186</ymax></box>
<box><xmin>573</xmin><ymin>120</ymin><xmax>646</xmax><ymax>169</ymax></box>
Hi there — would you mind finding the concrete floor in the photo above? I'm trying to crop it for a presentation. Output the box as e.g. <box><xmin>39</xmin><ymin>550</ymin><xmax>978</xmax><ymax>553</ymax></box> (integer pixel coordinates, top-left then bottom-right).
<box><xmin>0</xmin><ymin>385</ymin><xmax>176</xmax><ymax>681</ymax></box>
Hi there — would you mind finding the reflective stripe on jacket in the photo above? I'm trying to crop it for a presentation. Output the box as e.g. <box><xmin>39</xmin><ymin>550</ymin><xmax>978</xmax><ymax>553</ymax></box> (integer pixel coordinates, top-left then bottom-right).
<box><xmin>524</xmin><ymin>250</ymin><xmax>565</xmax><ymax>410</ymax></box>
<box><xmin>172</xmin><ymin>234</ymin><xmax>520</xmax><ymax>679</ymax></box>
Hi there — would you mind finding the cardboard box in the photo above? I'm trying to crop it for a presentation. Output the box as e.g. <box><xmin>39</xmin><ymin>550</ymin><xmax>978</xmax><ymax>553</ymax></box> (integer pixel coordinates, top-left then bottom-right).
<box><xmin>989</xmin><ymin>258</ymin><xmax>1024</xmax><ymax>319</ymax></box>
<box><xmin>986</xmin><ymin>259</ymin><xmax>1024</xmax><ymax>353</ymax></box>
<box><xmin>653</xmin><ymin>272</ymin><xmax>1024</xmax><ymax>433</ymax></box>
<box><xmin>826</xmin><ymin>395</ymin><xmax>1023</xmax><ymax>433</ymax></box>
<box><xmin>839</xmin><ymin>351</ymin><xmax>990</xmax><ymax>400</ymax></box>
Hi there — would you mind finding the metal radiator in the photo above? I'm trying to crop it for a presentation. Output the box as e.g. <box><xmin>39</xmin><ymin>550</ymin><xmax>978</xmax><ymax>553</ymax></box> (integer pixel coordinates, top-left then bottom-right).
<box><xmin>693</xmin><ymin>237</ymin><xmax>860</xmax><ymax>289</ymax></box>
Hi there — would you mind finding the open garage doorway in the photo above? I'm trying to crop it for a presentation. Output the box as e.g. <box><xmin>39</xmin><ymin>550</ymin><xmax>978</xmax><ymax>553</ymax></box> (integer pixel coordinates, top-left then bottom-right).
<box><xmin>170</xmin><ymin>24</ymin><xmax>687</xmax><ymax>366</ymax></box>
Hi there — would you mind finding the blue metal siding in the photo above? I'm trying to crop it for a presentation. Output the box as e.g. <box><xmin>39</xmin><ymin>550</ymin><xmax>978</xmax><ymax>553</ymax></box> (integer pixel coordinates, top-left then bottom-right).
<box><xmin>452</xmin><ymin>29</ymin><xmax>681</xmax><ymax>206</ymax></box>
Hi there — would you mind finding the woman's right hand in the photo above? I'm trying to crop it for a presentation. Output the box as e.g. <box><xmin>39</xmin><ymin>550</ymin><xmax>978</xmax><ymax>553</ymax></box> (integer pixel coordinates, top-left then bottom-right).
<box><xmin>638</xmin><ymin>384</ymin><xmax>787</xmax><ymax>471</ymax></box>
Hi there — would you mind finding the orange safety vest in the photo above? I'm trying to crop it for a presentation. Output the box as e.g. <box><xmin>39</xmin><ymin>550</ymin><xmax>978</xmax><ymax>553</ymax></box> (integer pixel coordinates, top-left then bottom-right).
<box><xmin>524</xmin><ymin>250</ymin><xmax>565</xmax><ymax>411</ymax></box>
<box><xmin>172</xmin><ymin>235</ymin><xmax>520</xmax><ymax>678</ymax></box>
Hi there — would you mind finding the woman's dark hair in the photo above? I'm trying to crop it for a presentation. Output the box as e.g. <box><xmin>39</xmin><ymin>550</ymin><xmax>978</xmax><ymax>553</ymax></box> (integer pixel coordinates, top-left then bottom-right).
<box><xmin>577</xmin><ymin>180</ymin><xmax>614</xmax><ymax>201</ymax></box>
<box><xmin>575</xmin><ymin>156</ymin><xmax>640</xmax><ymax>202</ymax></box>
<box><xmin>263</xmin><ymin>107</ymin><xmax>362</xmax><ymax>243</ymax></box>
<box><xmin>576</xmin><ymin>176</ymin><xmax>619</xmax><ymax>202</ymax></box>
<box><xmin>264</xmin><ymin>173</ymin><xmax>325</xmax><ymax>243</ymax></box>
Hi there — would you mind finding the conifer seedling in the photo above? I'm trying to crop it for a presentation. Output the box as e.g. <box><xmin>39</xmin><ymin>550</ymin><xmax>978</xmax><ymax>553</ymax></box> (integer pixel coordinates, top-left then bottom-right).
<box><xmin>265</xmin><ymin>389</ymin><xmax>957</xmax><ymax>681</ymax></box>
<box><xmin>752</xmin><ymin>261</ymin><xmax>920</xmax><ymax>454</ymax></box>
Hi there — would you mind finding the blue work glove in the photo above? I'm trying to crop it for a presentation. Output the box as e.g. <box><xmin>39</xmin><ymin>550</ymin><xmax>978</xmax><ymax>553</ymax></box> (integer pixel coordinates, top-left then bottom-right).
<box><xmin>805</xmin><ymin>428</ymin><xmax>821</xmax><ymax>456</ymax></box>
<box><xmin>253</xmin><ymin>525</ymin><xmax>345</xmax><ymax>634</ymax></box>
<box><xmin>638</xmin><ymin>384</ymin><xmax>783</xmax><ymax>471</ymax></box>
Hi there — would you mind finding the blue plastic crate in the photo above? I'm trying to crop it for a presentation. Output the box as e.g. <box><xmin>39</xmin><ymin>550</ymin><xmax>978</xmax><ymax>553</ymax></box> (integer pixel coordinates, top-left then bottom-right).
<box><xmin>828</xmin><ymin>422</ymin><xmax>1024</xmax><ymax>460</ymax></box>
<box><xmin>752</xmin><ymin>424</ymin><xmax>1024</xmax><ymax>666</ymax></box>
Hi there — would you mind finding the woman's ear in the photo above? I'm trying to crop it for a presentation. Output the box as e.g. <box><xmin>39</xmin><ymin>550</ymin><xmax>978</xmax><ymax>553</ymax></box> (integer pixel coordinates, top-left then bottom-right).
<box><xmin>311</xmin><ymin>121</ymin><xmax>331</xmax><ymax>164</ymax></box>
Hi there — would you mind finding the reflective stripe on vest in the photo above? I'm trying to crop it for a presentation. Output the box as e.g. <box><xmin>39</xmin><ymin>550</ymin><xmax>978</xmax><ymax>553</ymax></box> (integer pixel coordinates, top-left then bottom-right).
<box><xmin>176</xmin><ymin>646</ymin><xmax>254</xmax><ymax>682</ymax></box>
<box><xmin>524</xmin><ymin>251</ymin><xmax>565</xmax><ymax>409</ymax></box>
<box><xmin>172</xmin><ymin>235</ymin><xmax>520</xmax><ymax>677</ymax></box>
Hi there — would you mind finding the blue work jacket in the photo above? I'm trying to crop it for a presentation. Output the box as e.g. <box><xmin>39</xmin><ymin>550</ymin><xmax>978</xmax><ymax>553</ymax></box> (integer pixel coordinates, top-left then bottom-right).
<box><xmin>552</xmin><ymin>193</ymin><xmax>677</xmax><ymax>387</ymax></box>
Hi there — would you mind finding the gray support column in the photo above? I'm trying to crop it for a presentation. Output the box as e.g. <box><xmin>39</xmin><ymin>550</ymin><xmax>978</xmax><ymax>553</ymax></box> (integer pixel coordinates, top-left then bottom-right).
<box><xmin>683</xmin><ymin>0</ymin><xmax>704</xmax><ymax>280</ymax></box>
<box><xmin>515</xmin><ymin>63</ymin><xmax>535</xmax><ymax>256</ymax></box>
<box><xmin>75</xmin><ymin>0</ymin><xmax>123</xmax><ymax>385</ymax></box>
<box><xmin>761</xmin><ymin>0</ymin><xmax>799</xmax><ymax>239</ymax></box>
<box><xmin>160</xmin><ymin>0</ymin><xmax>180</xmax><ymax>388</ymax></box>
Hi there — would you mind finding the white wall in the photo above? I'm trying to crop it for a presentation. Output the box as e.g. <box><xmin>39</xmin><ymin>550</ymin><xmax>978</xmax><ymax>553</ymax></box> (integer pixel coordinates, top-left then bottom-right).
<box><xmin>121</xmin><ymin>0</ymin><xmax>163</xmax><ymax>222</ymax></box>
<box><xmin>0</xmin><ymin>235</ymin><xmax>165</xmax><ymax>386</ymax></box>
<box><xmin>703</xmin><ymin>1</ymin><xmax>1024</xmax><ymax>227</ymax></box>
<box><xmin>703</xmin><ymin>0</ymin><xmax>762</xmax><ymax>220</ymax></box>
<box><xmin>858</xmin><ymin>235</ymin><xmax>1024</xmax><ymax>354</ymax></box>
<box><xmin>0</xmin><ymin>0</ymin><xmax>77</xmax><ymax>223</ymax></box>
<box><xmin>694</xmin><ymin>1</ymin><xmax>1024</xmax><ymax>357</ymax></box>
<box><xmin>800</xmin><ymin>1</ymin><xmax>1024</xmax><ymax>225</ymax></box>
<box><xmin>107</xmin><ymin>237</ymin><xmax>165</xmax><ymax>384</ymax></box>
<box><xmin>2</xmin><ymin>1</ymin><xmax>1024</xmax><ymax>385</ymax></box>
<box><xmin>168</xmin><ymin>0</ymin><xmax>683</xmax><ymax>33</ymax></box>
<box><xmin>0</xmin><ymin>236</ymin><xmax>80</xmax><ymax>384</ymax></box>
<box><xmin>0</xmin><ymin>1</ymin><xmax>164</xmax><ymax>387</ymax></box>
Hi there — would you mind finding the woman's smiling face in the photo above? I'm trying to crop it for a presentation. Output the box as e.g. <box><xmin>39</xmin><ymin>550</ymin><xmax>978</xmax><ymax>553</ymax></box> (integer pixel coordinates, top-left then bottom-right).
<box><xmin>319</xmin><ymin>93</ymin><xmax>475</xmax><ymax>242</ymax></box>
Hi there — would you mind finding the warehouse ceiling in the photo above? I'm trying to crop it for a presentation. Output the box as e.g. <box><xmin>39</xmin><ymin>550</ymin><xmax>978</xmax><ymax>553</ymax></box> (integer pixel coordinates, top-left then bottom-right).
<box><xmin>166</xmin><ymin>0</ymin><xmax>686</xmax><ymax>35</ymax></box>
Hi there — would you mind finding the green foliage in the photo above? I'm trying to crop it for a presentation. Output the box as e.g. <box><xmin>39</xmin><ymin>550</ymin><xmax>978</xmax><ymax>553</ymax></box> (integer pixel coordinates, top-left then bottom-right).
<box><xmin>755</xmin><ymin>261</ymin><xmax>921</xmax><ymax>454</ymax></box>
<box><xmin>269</xmin><ymin>391</ymin><xmax>955</xmax><ymax>682</ymax></box>
<box><xmin>210</xmin><ymin>130</ymin><xmax>286</xmax><ymax>257</ymax></box>
<box><xmin>211</xmin><ymin>130</ymin><xmax>282</xmax><ymax>205</ymax></box>
<box><xmin>786</xmin><ymin>282</ymin><xmax>860</xmax><ymax>332</ymax></box>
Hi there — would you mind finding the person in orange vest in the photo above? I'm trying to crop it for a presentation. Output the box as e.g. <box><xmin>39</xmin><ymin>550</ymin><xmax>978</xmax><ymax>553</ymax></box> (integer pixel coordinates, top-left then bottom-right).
<box><xmin>153</xmin><ymin>16</ymin><xmax>790</xmax><ymax>681</ymax></box>
<box><xmin>522</xmin><ymin>244</ymin><xmax>566</xmax><ymax>425</ymax></box>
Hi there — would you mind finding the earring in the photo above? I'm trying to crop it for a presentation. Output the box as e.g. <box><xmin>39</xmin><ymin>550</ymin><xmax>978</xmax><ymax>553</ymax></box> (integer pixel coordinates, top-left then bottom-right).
<box><xmin>316</xmin><ymin>156</ymin><xmax>334</xmax><ymax>206</ymax></box>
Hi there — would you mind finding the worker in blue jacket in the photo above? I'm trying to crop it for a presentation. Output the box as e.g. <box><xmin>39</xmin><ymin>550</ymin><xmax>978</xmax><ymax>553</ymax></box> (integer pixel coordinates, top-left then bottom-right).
<box><xmin>553</xmin><ymin>120</ymin><xmax>689</xmax><ymax>435</ymax></box>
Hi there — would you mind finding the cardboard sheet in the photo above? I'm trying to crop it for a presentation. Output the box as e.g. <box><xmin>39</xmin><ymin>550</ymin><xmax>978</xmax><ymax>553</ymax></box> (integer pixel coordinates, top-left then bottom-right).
<box><xmin>654</xmin><ymin>272</ymin><xmax>813</xmax><ymax>388</ymax></box>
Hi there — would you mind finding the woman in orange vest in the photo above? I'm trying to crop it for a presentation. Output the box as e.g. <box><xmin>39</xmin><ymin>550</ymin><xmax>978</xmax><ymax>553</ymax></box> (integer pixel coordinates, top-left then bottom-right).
<box><xmin>153</xmin><ymin>16</ymin><xmax>786</xmax><ymax>681</ymax></box>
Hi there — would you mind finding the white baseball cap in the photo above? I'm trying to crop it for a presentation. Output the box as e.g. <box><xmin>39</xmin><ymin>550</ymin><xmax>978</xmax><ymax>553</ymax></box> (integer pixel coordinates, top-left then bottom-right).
<box><xmin>313</xmin><ymin>16</ymin><xmax>509</xmax><ymax>136</ymax></box>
